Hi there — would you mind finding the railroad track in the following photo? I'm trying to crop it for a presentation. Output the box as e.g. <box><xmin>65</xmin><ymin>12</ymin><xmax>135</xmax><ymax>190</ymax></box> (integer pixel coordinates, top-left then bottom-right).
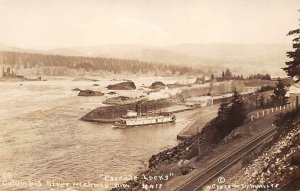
<box><xmin>175</xmin><ymin>127</ymin><xmax>277</xmax><ymax>191</ymax></box>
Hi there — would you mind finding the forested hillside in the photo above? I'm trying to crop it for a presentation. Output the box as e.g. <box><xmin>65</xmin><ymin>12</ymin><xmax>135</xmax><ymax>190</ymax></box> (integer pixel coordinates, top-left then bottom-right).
<box><xmin>44</xmin><ymin>43</ymin><xmax>289</xmax><ymax>77</ymax></box>
<box><xmin>0</xmin><ymin>51</ymin><xmax>201</xmax><ymax>76</ymax></box>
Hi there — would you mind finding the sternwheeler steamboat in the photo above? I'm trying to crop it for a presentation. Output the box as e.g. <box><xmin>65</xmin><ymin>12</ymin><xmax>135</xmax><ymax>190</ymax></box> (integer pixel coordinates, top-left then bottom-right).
<box><xmin>113</xmin><ymin>110</ymin><xmax>176</xmax><ymax>128</ymax></box>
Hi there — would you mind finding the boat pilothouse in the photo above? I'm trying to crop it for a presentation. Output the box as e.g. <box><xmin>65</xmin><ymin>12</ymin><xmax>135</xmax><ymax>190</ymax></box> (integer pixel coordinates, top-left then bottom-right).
<box><xmin>113</xmin><ymin>110</ymin><xmax>176</xmax><ymax>128</ymax></box>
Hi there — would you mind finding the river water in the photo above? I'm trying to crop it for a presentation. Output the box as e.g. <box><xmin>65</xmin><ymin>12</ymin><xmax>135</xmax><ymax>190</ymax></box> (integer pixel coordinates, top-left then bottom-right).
<box><xmin>0</xmin><ymin>77</ymin><xmax>197</xmax><ymax>191</ymax></box>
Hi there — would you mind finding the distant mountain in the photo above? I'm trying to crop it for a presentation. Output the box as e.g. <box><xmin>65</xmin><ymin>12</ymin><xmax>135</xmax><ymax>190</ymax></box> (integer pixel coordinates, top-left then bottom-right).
<box><xmin>47</xmin><ymin>48</ymin><xmax>84</xmax><ymax>57</ymax></box>
<box><xmin>47</xmin><ymin>44</ymin><xmax>152</xmax><ymax>58</ymax></box>
<box><xmin>0</xmin><ymin>43</ymin><xmax>43</xmax><ymax>54</ymax></box>
<box><xmin>164</xmin><ymin>43</ymin><xmax>290</xmax><ymax>76</ymax></box>
<box><xmin>0</xmin><ymin>43</ymin><xmax>23</xmax><ymax>52</ymax></box>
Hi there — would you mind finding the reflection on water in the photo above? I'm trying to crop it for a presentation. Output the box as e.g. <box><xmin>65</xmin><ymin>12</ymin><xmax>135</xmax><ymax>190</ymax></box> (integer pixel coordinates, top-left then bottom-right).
<box><xmin>0</xmin><ymin>78</ymin><xmax>195</xmax><ymax>191</ymax></box>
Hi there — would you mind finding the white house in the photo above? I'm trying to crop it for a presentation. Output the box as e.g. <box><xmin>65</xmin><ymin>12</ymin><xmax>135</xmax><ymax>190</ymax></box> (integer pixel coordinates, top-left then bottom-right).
<box><xmin>286</xmin><ymin>84</ymin><xmax>300</xmax><ymax>97</ymax></box>
<box><xmin>185</xmin><ymin>96</ymin><xmax>213</xmax><ymax>107</ymax></box>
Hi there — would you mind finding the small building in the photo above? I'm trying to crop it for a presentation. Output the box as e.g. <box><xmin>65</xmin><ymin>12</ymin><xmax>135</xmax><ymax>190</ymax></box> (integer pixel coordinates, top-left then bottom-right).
<box><xmin>286</xmin><ymin>84</ymin><xmax>300</xmax><ymax>98</ymax></box>
<box><xmin>185</xmin><ymin>96</ymin><xmax>213</xmax><ymax>107</ymax></box>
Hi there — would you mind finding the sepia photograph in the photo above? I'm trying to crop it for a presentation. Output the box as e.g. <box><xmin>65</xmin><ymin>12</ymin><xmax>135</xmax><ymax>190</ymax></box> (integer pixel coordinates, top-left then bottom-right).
<box><xmin>0</xmin><ymin>0</ymin><xmax>300</xmax><ymax>190</ymax></box>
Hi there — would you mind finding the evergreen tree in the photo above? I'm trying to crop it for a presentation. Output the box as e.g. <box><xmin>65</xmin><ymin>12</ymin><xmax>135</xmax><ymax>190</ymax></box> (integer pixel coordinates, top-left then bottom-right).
<box><xmin>211</xmin><ymin>74</ymin><xmax>215</xmax><ymax>81</ymax></box>
<box><xmin>216</xmin><ymin>100</ymin><xmax>230</xmax><ymax>135</ymax></box>
<box><xmin>217</xmin><ymin>100</ymin><xmax>230</xmax><ymax>121</ymax></box>
<box><xmin>283</xmin><ymin>11</ymin><xmax>300</xmax><ymax>82</ymax></box>
<box><xmin>258</xmin><ymin>95</ymin><xmax>265</xmax><ymax>109</ymax></box>
<box><xmin>272</xmin><ymin>79</ymin><xmax>288</xmax><ymax>106</ymax></box>
<box><xmin>228</xmin><ymin>91</ymin><xmax>246</xmax><ymax>127</ymax></box>
<box><xmin>264</xmin><ymin>74</ymin><xmax>271</xmax><ymax>80</ymax></box>
<box><xmin>216</xmin><ymin>91</ymin><xmax>246</xmax><ymax>137</ymax></box>
<box><xmin>225</xmin><ymin>68</ymin><xmax>232</xmax><ymax>80</ymax></box>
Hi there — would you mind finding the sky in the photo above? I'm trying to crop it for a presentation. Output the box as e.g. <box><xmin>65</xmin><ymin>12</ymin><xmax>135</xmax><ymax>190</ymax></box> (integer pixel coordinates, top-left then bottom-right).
<box><xmin>0</xmin><ymin>0</ymin><xmax>299</xmax><ymax>49</ymax></box>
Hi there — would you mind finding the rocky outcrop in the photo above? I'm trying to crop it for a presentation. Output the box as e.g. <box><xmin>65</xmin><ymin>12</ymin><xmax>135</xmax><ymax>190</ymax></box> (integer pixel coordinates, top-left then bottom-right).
<box><xmin>148</xmin><ymin>119</ymin><xmax>222</xmax><ymax>168</ymax></box>
<box><xmin>72</xmin><ymin>88</ymin><xmax>81</xmax><ymax>91</ymax></box>
<box><xmin>78</xmin><ymin>89</ymin><xmax>104</xmax><ymax>96</ymax></box>
<box><xmin>107</xmin><ymin>81</ymin><xmax>136</xmax><ymax>90</ymax></box>
<box><xmin>149</xmin><ymin>81</ymin><xmax>166</xmax><ymax>89</ymax></box>
<box><xmin>148</xmin><ymin>140</ymin><xmax>192</xmax><ymax>168</ymax></box>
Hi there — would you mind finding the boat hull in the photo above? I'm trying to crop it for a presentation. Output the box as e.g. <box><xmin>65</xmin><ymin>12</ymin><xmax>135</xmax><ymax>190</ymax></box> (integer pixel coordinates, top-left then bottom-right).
<box><xmin>113</xmin><ymin>117</ymin><xmax>176</xmax><ymax>128</ymax></box>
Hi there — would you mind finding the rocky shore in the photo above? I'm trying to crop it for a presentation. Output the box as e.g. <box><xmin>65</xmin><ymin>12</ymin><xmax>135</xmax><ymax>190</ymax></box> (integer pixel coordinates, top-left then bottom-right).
<box><xmin>111</xmin><ymin>118</ymin><xmax>225</xmax><ymax>191</ymax></box>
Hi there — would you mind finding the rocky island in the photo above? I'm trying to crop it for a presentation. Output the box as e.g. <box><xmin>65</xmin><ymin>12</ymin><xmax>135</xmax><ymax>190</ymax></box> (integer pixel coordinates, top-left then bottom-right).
<box><xmin>0</xmin><ymin>67</ymin><xmax>42</xmax><ymax>81</ymax></box>
<box><xmin>81</xmin><ymin>99</ymin><xmax>174</xmax><ymax>123</ymax></box>
<box><xmin>107</xmin><ymin>81</ymin><xmax>136</xmax><ymax>90</ymax></box>
<box><xmin>149</xmin><ymin>81</ymin><xmax>166</xmax><ymax>89</ymax></box>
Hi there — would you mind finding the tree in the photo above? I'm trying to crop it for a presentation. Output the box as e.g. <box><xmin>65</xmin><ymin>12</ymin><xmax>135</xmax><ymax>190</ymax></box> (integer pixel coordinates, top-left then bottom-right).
<box><xmin>225</xmin><ymin>68</ymin><xmax>232</xmax><ymax>80</ymax></box>
<box><xmin>211</xmin><ymin>74</ymin><xmax>215</xmax><ymax>81</ymax></box>
<box><xmin>228</xmin><ymin>91</ymin><xmax>246</xmax><ymax>127</ymax></box>
<box><xmin>216</xmin><ymin>91</ymin><xmax>246</xmax><ymax>137</ymax></box>
<box><xmin>216</xmin><ymin>100</ymin><xmax>231</xmax><ymax>135</ymax></box>
<box><xmin>264</xmin><ymin>74</ymin><xmax>271</xmax><ymax>80</ymax></box>
<box><xmin>258</xmin><ymin>95</ymin><xmax>265</xmax><ymax>109</ymax></box>
<box><xmin>283</xmin><ymin>11</ymin><xmax>300</xmax><ymax>82</ymax></box>
<box><xmin>272</xmin><ymin>79</ymin><xmax>288</xmax><ymax>106</ymax></box>
<box><xmin>217</xmin><ymin>100</ymin><xmax>230</xmax><ymax>121</ymax></box>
